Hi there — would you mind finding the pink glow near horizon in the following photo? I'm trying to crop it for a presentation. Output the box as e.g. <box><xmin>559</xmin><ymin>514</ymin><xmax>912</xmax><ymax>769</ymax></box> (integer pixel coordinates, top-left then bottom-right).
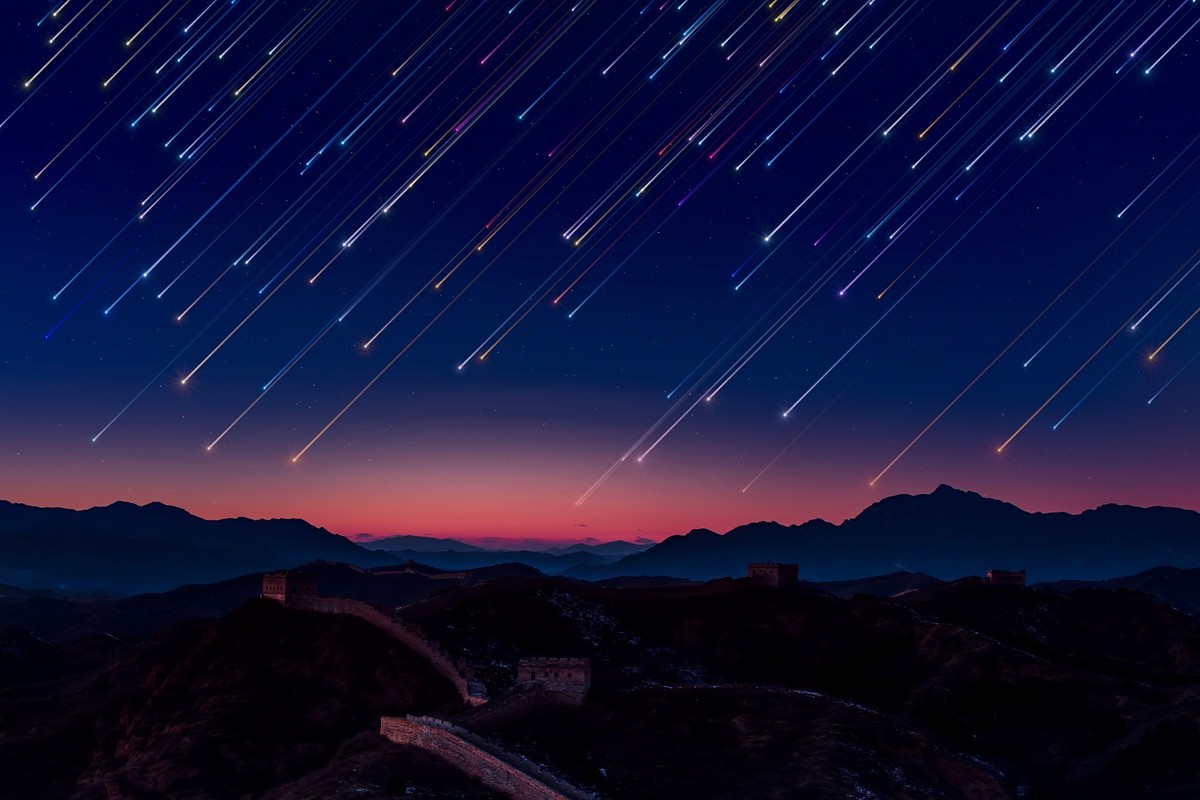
<box><xmin>6</xmin><ymin>401</ymin><xmax>1196</xmax><ymax>542</ymax></box>
<box><xmin>6</xmin><ymin>470</ymin><xmax>1196</xmax><ymax>544</ymax></box>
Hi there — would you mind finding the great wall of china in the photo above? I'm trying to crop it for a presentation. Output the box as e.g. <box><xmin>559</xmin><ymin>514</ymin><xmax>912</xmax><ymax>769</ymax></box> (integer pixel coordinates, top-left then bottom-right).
<box><xmin>379</xmin><ymin>715</ymin><xmax>596</xmax><ymax>800</ymax></box>
<box><xmin>262</xmin><ymin>571</ymin><xmax>597</xmax><ymax>800</ymax></box>
<box><xmin>287</xmin><ymin>594</ymin><xmax>486</xmax><ymax>705</ymax></box>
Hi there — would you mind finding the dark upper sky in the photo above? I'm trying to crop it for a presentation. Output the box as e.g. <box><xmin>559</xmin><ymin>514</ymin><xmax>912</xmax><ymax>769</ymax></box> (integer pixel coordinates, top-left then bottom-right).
<box><xmin>1</xmin><ymin>0</ymin><xmax>1197</xmax><ymax>539</ymax></box>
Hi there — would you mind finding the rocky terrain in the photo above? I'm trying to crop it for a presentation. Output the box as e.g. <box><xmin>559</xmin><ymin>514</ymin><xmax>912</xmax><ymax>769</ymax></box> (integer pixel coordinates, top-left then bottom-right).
<box><xmin>2</xmin><ymin>566</ymin><xmax>1198</xmax><ymax>798</ymax></box>
<box><xmin>409</xmin><ymin>576</ymin><xmax>1200</xmax><ymax>799</ymax></box>
<box><xmin>0</xmin><ymin>600</ymin><xmax>483</xmax><ymax>799</ymax></box>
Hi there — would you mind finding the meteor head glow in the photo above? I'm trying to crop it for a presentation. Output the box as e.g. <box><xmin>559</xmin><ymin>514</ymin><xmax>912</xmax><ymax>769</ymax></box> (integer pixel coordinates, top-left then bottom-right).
<box><xmin>1</xmin><ymin>0</ymin><xmax>1197</xmax><ymax>539</ymax></box>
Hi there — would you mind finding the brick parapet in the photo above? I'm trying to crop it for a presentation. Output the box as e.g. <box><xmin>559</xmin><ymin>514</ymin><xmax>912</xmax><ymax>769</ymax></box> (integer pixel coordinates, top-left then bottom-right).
<box><xmin>379</xmin><ymin>715</ymin><xmax>596</xmax><ymax>800</ymax></box>
<box><xmin>516</xmin><ymin>657</ymin><xmax>590</xmax><ymax>696</ymax></box>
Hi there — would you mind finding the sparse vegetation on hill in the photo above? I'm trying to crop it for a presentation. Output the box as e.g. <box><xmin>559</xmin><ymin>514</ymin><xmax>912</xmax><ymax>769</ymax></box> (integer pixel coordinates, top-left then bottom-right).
<box><xmin>2</xmin><ymin>558</ymin><xmax>1199</xmax><ymax>798</ymax></box>
<box><xmin>411</xmin><ymin>576</ymin><xmax>1200</xmax><ymax>799</ymax></box>
<box><xmin>0</xmin><ymin>600</ymin><xmax>472</xmax><ymax>799</ymax></box>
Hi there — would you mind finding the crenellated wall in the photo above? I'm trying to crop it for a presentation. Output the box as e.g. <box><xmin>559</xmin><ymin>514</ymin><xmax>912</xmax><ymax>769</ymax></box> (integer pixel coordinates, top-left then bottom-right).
<box><xmin>516</xmin><ymin>657</ymin><xmax>590</xmax><ymax>699</ymax></box>
<box><xmin>263</xmin><ymin>580</ymin><xmax>594</xmax><ymax>797</ymax></box>
<box><xmin>379</xmin><ymin>715</ymin><xmax>596</xmax><ymax>800</ymax></box>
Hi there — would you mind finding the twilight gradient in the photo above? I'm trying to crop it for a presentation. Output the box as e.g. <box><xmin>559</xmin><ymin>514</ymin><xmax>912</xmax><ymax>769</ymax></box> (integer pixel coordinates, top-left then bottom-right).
<box><xmin>1</xmin><ymin>0</ymin><xmax>1197</xmax><ymax>540</ymax></box>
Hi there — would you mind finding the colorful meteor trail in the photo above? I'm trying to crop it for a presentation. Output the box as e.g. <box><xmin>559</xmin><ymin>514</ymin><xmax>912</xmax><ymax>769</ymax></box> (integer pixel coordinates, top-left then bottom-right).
<box><xmin>1</xmin><ymin>0</ymin><xmax>1198</xmax><ymax>538</ymax></box>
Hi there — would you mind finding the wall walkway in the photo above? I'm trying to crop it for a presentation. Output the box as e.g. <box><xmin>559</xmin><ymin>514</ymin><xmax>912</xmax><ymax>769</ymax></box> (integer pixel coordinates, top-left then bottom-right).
<box><xmin>380</xmin><ymin>715</ymin><xmax>596</xmax><ymax>800</ymax></box>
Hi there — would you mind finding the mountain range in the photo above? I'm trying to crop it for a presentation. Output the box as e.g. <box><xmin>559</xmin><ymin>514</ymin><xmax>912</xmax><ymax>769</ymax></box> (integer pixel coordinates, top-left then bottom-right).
<box><xmin>3</xmin><ymin>485</ymin><xmax>1199</xmax><ymax>594</ymax></box>
<box><xmin>563</xmin><ymin>484</ymin><xmax>1200</xmax><ymax>582</ymax></box>
<box><xmin>0</xmin><ymin>499</ymin><xmax>394</xmax><ymax>594</ymax></box>
<box><xmin>374</xmin><ymin>545</ymin><xmax>642</xmax><ymax>574</ymax></box>
<box><xmin>374</xmin><ymin>486</ymin><xmax>1200</xmax><ymax>583</ymax></box>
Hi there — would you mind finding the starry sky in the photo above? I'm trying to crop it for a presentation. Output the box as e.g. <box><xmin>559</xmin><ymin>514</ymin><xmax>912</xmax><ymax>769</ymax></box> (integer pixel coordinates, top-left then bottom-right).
<box><xmin>1</xmin><ymin>0</ymin><xmax>1197</xmax><ymax>540</ymax></box>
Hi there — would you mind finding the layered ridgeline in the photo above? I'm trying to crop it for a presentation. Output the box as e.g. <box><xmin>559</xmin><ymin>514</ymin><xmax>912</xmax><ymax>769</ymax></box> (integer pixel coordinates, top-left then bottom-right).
<box><xmin>370</xmin><ymin>539</ymin><xmax>653</xmax><ymax>574</ymax></box>
<box><xmin>563</xmin><ymin>485</ymin><xmax>1200</xmax><ymax>583</ymax></box>
<box><xmin>339</xmin><ymin>486</ymin><xmax>1200</xmax><ymax>582</ymax></box>
<box><xmin>0</xmin><ymin>599</ymin><xmax>491</xmax><ymax>800</ymax></box>
<box><xmin>0</xmin><ymin>500</ymin><xmax>396</xmax><ymax>594</ymax></box>
<box><xmin>4</xmin><ymin>485</ymin><xmax>1200</xmax><ymax>593</ymax></box>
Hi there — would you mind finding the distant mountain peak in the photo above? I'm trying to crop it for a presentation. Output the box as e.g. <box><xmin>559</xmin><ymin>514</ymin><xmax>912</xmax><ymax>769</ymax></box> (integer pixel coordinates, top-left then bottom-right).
<box><xmin>683</xmin><ymin>528</ymin><xmax>721</xmax><ymax>539</ymax></box>
<box><xmin>566</xmin><ymin>485</ymin><xmax>1200</xmax><ymax>584</ymax></box>
<box><xmin>853</xmin><ymin>484</ymin><xmax>1026</xmax><ymax>519</ymax></box>
<box><xmin>95</xmin><ymin>500</ymin><xmax>140</xmax><ymax>511</ymax></box>
<box><xmin>0</xmin><ymin>499</ymin><xmax>397</xmax><ymax>595</ymax></box>
<box><xmin>93</xmin><ymin>499</ymin><xmax>193</xmax><ymax>517</ymax></box>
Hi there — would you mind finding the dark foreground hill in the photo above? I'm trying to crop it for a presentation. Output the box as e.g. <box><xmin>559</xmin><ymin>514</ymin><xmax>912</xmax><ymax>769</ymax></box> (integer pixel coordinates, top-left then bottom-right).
<box><xmin>0</xmin><ymin>600</ymin><xmax>494</xmax><ymax>800</ymax></box>
<box><xmin>501</xmin><ymin>685</ymin><xmax>1007</xmax><ymax>799</ymax></box>
<box><xmin>0</xmin><ymin>500</ymin><xmax>396</xmax><ymax>595</ymax></box>
<box><xmin>2</xmin><ymin>567</ymin><xmax>1199</xmax><ymax>798</ymax></box>
<box><xmin>567</xmin><ymin>484</ymin><xmax>1200</xmax><ymax>582</ymax></box>
<box><xmin>1041</xmin><ymin>565</ymin><xmax>1200</xmax><ymax>617</ymax></box>
<box><xmin>406</xmin><ymin>576</ymin><xmax>1200</xmax><ymax>799</ymax></box>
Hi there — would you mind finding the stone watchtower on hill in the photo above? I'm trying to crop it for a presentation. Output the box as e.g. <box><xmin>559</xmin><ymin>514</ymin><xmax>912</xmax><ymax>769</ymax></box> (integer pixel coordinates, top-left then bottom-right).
<box><xmin>517</xmin><ymin>657</ymin><xmax>591</xmax><ymax>701</ymax></box>
<box><xmin>747</xmin><ymin>562</ymin><xmax>799</xmax><ymax>587</ymax></box>
<box><xmin>261</xmin><ymin>571</ymin><xmax>318</xmax><ymax>604</ymax></box>
<box><xmin>986</xmin><ymin>569</ymin><xmax>1026</xmax><ymax>587</ymax></box>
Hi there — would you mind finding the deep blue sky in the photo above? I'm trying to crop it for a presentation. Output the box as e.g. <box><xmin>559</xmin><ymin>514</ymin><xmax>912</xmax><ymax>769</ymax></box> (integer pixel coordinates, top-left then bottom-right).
<box><xmin>1</xmin><ymin>0</ymin><xmax>1197</xmax><ymax>538</ymax></box>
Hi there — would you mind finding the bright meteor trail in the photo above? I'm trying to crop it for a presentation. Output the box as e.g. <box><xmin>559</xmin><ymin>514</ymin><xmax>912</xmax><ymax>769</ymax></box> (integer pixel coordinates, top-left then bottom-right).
<box><xmin>2</xmin><ymin>0</ymin><xmax>1197</xmax><ymax>528</ymax></box>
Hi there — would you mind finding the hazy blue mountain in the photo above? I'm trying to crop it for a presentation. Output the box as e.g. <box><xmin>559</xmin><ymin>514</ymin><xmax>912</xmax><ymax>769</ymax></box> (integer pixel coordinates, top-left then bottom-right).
<box><xmin>0</xmin><ymin>500</ymin><xmax>391</xmax><ymax>562</ymax></box>
<box><xmin>365</xmin><ymin>537</ymin><xmax>652</xmax><ymax>557</ymax></box>
<box><xmin>360</xmin><ymin>534</ymin><xmax>487</xmax><ymax>552</ymax></box>
<box><xmin>6</xmin><ymin>486</ymin><xmax>1199</xmax><ymax>594</ymax></box>
<box><xmin>544</xmin><ymin>540</ymin><xmax>653</xmax><ymax>557</ymax></box>
<box><xmin>380</xmin><ymin>548</ymin><xmax>616</xmax><ymax>574</ymax></box>
<box><xmin>0</xmin><ymin>526</ymin><xmax>294</xmax><ymax>595</ymax></box>
<box><xmin>0</xmin><ymin>501</ymin><xmax>397</xmax><ymax>594</ymax></box>
<box><xmin>564</xmin><ymin>485</ymin><xmax>1200</xmax><ymax>583</ymax></box>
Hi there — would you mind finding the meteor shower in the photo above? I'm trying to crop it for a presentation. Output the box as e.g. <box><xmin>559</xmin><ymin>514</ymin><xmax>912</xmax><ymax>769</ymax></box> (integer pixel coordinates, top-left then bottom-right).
<box><xmin>3</xmin><ymin>3</ymin><xmax>1200</xmax><ymax>798</ymax></box>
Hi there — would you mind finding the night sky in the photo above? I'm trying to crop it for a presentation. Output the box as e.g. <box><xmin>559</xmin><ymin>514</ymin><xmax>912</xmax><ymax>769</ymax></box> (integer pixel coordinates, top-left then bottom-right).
<box><xmin>1</xmin><ymin>0</ymin><xmax>1197</xmax><ymax>540</ymax></box>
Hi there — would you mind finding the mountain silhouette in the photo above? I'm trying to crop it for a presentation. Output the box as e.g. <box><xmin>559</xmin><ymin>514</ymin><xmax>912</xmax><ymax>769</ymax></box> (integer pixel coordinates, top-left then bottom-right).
<box><xmin>565</xmin><ymin>485</ymin><xmax>1200</xmax><ymax>582</ymax></box>
<box><xmin>4</xmin><ymin>486</ymin><xmax>1199</xmax><ymax>593</ymax></box>
<box><xmin>0</xmin><ymin>500</ymin><xmax>395</xmax><ymax>594</ymax></box>
<box><xmin>0</xmin><ymin>600</ymin><xmax>475</xmax><ymax>799</ymax></box>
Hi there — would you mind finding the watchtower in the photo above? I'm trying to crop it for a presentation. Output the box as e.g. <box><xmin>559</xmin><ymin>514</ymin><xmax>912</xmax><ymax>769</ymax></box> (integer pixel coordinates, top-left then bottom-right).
<box><xmin>986</xmin><ymin>569</ymin><xmax>1026</xmax><ymax>587</ymax></box>
<box><xmin>747</xmin><ymin>562</ymin><xmax>799</xmax><ymax>586</ymax></box>
<box><xmin>517</xmin><ymin>657</ymin><xmax>591</xmax><ymax>697</ymax></box>
<box><xmin>261</xmin><ymin>571</ymin><xmax>318</xmax><ymax>603</ymax></box>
